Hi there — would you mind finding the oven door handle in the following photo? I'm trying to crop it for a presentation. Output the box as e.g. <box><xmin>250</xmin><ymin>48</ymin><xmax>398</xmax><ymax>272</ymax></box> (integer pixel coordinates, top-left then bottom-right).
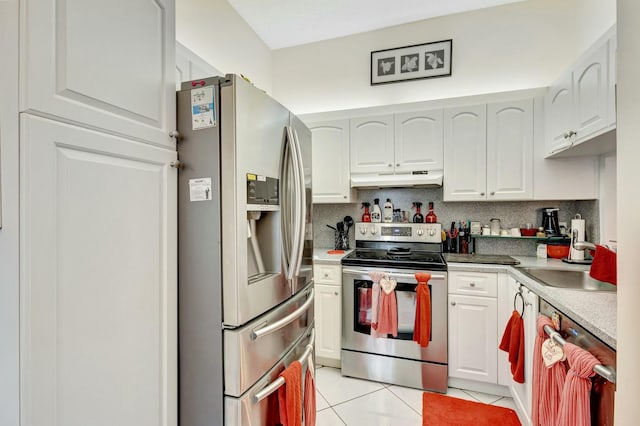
<box><xmin>252</xmin><ymin>329</ymin><xmax>315</xmax><ymax>404</ymax></box>
<box><xmin>342</xmin><ymin>268</ymin><xmax>446</xmax><ymax>281</ymax></box>
<box><xmin>250</xmin><ymin>289</ymin><xmax>313</xmax><ymax>340</ymax></box>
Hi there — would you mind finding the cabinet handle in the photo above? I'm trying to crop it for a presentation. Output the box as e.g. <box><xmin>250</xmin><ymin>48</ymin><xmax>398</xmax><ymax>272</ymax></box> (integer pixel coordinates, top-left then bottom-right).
<box><xmin>451</xmin><ymin>301</ymin><xmax>456</xmax><ymax>306</ymax></box>
<box><xmin>396</xmin><ymin>163</ymin><xmax>400</xmax><ymax>167</ymax></box>
<box><xmin>323</xmin><ymin>273</ymin><xmax>329</xmax><ymax>278</ymax></box>
<box><xmin>343</xmin><ymin>195</ymin><xmax>347</xmax><ymax>199</ymax></box>
<box><xmin>169</xmin><ymin>130</ymin><xmax>182</xmax><ymax>140</ymax></box>
<box><xmin>490</xmin><ymin>192</ymin><xmax>495</xmax><ymax>196</ymax></box>
<box><xmin>480</xmin><ymin>192</ymin><xmax>485</xmax><ymax>196</ymax></box>
<box><xmin>469</xmin><ymin>282</ymin><xmax>476</xmax><ymax>287</ymax></box>
<box><xmin>388</xmin><ymin>164</ymin><xmax>393</xmax><ymax>167</ymax></box>
<box><xmin>170</xmin><ymin>161</ymin><xmax>184</xmax><ymax>169</ymax></box>
<box><xmin>563</xmin><ymin>132</ymin><xmax>570</xmax><ymax>139</ymax></box>
<box><xmin>334</xmin><ymin>291</ymin><xmax>339</xmax><ymax>296</ymax></box>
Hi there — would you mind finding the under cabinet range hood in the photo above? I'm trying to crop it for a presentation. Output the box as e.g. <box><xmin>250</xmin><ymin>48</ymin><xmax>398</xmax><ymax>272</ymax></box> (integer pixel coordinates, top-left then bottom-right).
<box><xmin>350</xmin><ymin>170</ymin><xmax>443</xmax><ymax>188</ymax></box>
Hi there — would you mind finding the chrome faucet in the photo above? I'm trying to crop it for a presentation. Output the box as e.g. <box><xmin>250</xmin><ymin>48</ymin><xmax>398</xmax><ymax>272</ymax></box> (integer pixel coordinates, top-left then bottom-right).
<box><xmin>573</xmin><ymin>241</ymin><xmax>596</xmax><ymax>251</ymax></box>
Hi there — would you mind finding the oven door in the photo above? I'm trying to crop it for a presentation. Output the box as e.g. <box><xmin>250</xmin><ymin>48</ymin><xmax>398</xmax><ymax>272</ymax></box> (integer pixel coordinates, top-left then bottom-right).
<box><xmin>342</xmin><ymin>266</ymin><xmax>447</xmax><ymax>364</ymax></box>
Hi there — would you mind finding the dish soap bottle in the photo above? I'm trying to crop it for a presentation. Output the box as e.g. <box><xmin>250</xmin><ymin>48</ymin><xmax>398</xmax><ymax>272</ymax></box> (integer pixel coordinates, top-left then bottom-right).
<box><xmin>371</xmin><ymin>199</ymin><xmax>382</xmax><ymax>223</ymax></box>
<box><xmin>383</xmin><ymin>198</ymin><xmax>393</xmax><ymax>223</ymax></box>
<box><xmin>412</xmin><ymin>202</ymin><xmax>424</xmax><ymax>223</ymax></box>
<box><xmin>425</xmin><ymin>202</ymin><xmax>438</xmax><ymax>223</ymax></box>
<box><xmin>361</xmin><ymin>202</ymin><xmax>371</xmax><ymax>222</ymax></box>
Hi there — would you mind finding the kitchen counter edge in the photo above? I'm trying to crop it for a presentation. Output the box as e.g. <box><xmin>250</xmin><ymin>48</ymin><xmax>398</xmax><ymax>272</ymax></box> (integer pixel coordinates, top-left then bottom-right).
<box><xmin>313</xmin><ymin>248</ymin><xmax>353</xmax><ymax>265</ymax></box>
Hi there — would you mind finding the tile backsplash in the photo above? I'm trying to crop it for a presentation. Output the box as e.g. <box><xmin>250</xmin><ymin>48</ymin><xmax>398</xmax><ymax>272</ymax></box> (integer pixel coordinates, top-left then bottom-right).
<box><xmin>312</xmin><ymin>187</ymin><xmax>598</xmax><ymax>256</ymax></box>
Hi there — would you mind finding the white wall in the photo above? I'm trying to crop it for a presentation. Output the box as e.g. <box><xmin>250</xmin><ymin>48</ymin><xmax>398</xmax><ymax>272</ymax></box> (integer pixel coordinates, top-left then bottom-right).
<box><xmin>176</xmin><ymin>0</ymin><xmax>273</xmax><ymax>93</ymax></box>
<box><xmin>272</xmin><ymin>0</ymin><xmax>616</xmax><ymax>114</ymax></box>
<box><xmin>614</xmin><ymin>0</ymin><xmax>640</xmax><ymax>423</ymax></box>
<box><xmin>0</xmin><ymin>0</ymin><xmax>19</xmax><ymax>424</ymax></box>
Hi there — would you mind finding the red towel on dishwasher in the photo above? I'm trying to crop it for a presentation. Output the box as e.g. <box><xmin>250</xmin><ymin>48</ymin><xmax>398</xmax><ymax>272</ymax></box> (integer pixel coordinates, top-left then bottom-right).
<box><xmin>532</xmin><ymin>315</ymin><xmax>567</xmax><ymax>426</ymax></box>
<box><xmin>413</xmin><ymin>272</ymin><xmax>431</xmax><ymax>347</ymax></box>
<box><xmin>589</xmin><ymin>244</ymin><xmax>617</xmax><ymax>285</ymax></box>
<box><xmin>557</xmin><ymin>343</ymin><xmax>600</xmax><ymax>426</ymax></box>
<box><xmin>499</xmin><ymin>310</ymin><xmax>525</xmax><ymax>383</ymax></box>
<box><xmin>278</xmin><ymin>360</ymin><xmax>302</xmax><ymax>426</ymax></box>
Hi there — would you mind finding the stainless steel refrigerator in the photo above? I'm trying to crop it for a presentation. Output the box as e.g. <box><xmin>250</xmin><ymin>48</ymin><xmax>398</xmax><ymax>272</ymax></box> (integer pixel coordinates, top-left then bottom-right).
<box><xmin>176</xmin><ymin>75</ymin><xmax>314</xmax><ymax>425</ymax></box>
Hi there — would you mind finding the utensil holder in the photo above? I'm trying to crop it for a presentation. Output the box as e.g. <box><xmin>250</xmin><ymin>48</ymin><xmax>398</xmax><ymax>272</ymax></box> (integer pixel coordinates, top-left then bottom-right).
<box><xmin>334</xmin><ymin>230</ymin><xmax>349</xmax><ymax>250</ymax></box>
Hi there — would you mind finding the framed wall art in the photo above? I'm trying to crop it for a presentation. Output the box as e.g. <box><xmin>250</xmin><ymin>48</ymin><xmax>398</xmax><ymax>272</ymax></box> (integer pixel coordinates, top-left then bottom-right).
<box><xmin>371</xmin><ymin>39</ymin><xmax>452</xmax><ymax>85</ymax></box>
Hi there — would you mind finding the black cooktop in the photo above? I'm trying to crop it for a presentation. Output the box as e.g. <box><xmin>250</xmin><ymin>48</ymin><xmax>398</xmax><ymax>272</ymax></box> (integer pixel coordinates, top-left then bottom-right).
<box><xmin>341</xmin><ymin>248</ymin><xmax>447</xmax><ymax>271</ymax></box>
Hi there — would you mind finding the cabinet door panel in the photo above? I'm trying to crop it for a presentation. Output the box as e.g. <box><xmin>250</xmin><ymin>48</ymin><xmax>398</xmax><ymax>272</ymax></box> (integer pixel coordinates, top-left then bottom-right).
<box><xmin>394</xmin><ymin>110</ymin><xmax>443</xmax><ymax>172</ymax></box>
<box><xmin>20</xmin><ymin>115</ymin><xmax>177</xmax><ymax>426</ymax></box>
<box><xmin>448</xmin><ymin>295</ymin><xmax>497</xmax><ymax>383</ymax></box>
<box><xmin>350</xmin><ymin>115</ymin><xmax>394</xmax><ymax>174</ymax></box>
<box><xmin>487</xmin><ymin>99</ymin><xmax>533</xmax><ymax>200</ymax></box>
<box><xmin>545</xmin><ymin>73</ymin><xmax>574</xmax><ymax>155</ymax></box>
<box><xmin>574</xmin><ymin>44</ymin><xmax>609</xmax><ymax>140</ymax></box>
<box><xmin>310</xmin><ymin>120</ymin><xmax>354</xmax><ymax>203</ymax></box>
<box><xmin>443</xmin><ymin>105</ymin><xmax>487</xmax><ymax>201</ymax></box>
<box><xmin>21</xmin><ymin>0</ymin><xmax>176</xmax><ymax>148</ymax></box>
<box><xmin>315</xmin><ymin>285</ymin><xmax>342</xmax><ymax>361</ymax></box>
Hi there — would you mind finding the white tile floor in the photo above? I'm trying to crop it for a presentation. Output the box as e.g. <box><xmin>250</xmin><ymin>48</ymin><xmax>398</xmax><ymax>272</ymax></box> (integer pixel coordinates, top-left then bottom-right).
<box><xmin>314</xmin><ymin>366</ymin><xmax>517</xmax><ymax>426</ymax></box>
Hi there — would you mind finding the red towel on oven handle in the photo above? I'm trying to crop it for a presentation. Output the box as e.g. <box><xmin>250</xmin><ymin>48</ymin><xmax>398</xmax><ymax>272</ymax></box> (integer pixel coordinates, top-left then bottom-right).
<box><xmin>589</xmin><ymin>244</ymin><xmax>617</xmax><ymax>285</ymax></box>
<box><xmin>413</xmin><ymin>272</ymin><xmax>431</xmax><ymax>348</ymax></box>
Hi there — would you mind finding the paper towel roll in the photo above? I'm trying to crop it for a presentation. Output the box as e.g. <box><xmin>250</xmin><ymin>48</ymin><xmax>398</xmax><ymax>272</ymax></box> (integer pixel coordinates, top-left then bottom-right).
<box><xmin>570</xmin><ymin>217</ymin><xmax>586</xmax><ymax>260</ymax></box>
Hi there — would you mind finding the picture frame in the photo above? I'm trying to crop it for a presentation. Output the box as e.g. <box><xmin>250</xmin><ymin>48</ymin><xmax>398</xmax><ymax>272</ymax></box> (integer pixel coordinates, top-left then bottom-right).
<box><xmin>371</xmin><ymin>39</ymin><xmax>453</xmax><ymax>85</ymax></box>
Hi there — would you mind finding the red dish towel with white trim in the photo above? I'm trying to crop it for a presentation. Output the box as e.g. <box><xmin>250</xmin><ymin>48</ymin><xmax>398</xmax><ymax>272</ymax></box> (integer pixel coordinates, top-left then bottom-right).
<box><xmin>557</xmin><ymin>343</ymin><xmax>600</xmax><ymax>426</ymax></box>
<box><xmin>413</xmin><ymin>272</ymin><xmax>431</xmax><ymax>347</ymax></box>
<box><xmin>532</xmin><ymin>315</ymin><xmax>567</xmax><ymax>426</ymax></box>
<box><xmin>368</xmin><ymin>272</ymin><xmax>386</xmax><ymax>338</ymax></box>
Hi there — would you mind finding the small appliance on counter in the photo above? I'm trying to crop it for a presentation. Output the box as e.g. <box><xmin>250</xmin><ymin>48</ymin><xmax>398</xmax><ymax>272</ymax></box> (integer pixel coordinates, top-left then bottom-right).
<box><xmin>541</xmin><ymin>207</ymin><xmax>562</xmax><ymax>236</ymax></box>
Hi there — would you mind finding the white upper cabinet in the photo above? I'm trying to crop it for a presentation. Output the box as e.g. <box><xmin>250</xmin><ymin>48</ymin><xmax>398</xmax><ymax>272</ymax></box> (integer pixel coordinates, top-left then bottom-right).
<box><xmin>21</xmin><ymin>0</ymin><xmax>176</xmax><ymax>149</ymax></box>
<box><xmin>544</xmin><ymin>25</ymin><xmax>616</xmax><ymax>158</ymax></box>
<box><xmin>350</xmin><ymin>115</ymin><xmax>395</xmax><ymax>174</ymax></box>
<box><xmin>443</xmin><ymin>104</ymin><xmax>487</xmax><ymax>201</ymax></box>
<box><xmin>487</xmin><ymin>99</ymin><xmax>534</xmax><ymax>200</ymax></box>
<box><xmin>175</xmin><ymin>42</ymin><xmax>222</xmax><ymax>90</ymax></box>
<box><xmin>309</xmin><ymin>120</ymin><xmax>356</xmax><ymax>203</ymax></box>
<box><xmin>394</xmin><ymin>110</ymin><xmax>444</xmax><ymax>172</ymax></box>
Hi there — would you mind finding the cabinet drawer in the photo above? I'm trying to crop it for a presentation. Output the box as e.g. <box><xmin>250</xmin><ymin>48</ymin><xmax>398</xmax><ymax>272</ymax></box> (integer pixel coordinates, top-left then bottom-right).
<box><xmin>448</xmin><ymin>271</ymin><xmax>498</xmax><ymax>297</ymax></box>
<box><xmin>314</xmin><ymin>264</ymin><xmax>341</xmax><ymax>285</ymax></box>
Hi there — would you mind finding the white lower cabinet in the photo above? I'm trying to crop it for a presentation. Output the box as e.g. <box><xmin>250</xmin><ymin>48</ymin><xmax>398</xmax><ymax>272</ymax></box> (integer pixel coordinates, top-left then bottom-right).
<box><xmin>448</xmin><ymin>271</ymin><xmax>499</xmax><ymax>384</ymax></box>
<box><xmin>313</xmin><ymin>264</ymin><xmax>342</xmax><ymax>365</ymax></box>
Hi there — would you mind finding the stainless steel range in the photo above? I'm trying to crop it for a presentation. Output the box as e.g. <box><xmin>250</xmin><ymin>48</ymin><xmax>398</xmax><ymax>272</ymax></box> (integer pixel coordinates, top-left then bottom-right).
<box><xmin>341</xmin><ymin>222</ymin><xmax>448</xmax><ymax>393</ymax></box>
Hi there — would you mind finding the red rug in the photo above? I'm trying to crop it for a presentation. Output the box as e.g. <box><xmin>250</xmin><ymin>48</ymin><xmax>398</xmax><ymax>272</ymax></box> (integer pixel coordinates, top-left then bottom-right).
<box><xmin>422</xmin><ymin>392</ymin><xmax>521</xmax><ymax>426</ymax></box>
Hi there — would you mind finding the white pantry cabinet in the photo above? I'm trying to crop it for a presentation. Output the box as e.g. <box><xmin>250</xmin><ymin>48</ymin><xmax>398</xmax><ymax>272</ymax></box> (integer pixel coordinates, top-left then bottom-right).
<box><xmin>20</xmin><ymin>115</ymin><xmax>177</xmax><ymax>426</ymax></box>
<box><xmin>545</xmin><ymin>26</ymin><xmax>616</xmax><ymax>158</ymax></box>
<box><xmin>308</xmin><ymin>120</ymin><xmax>357</xmax><ymax>203</ymax></box>
<box><xmin>448</xmin><ymin>271</ymin><xmax>499</xmax><ymax>384</ymax></box>
<box><xmin>313</xmin><ymin>264</ymin><xmax>343</xmax><ymax>366</ymax></box>
<box><xmin>21</xmin><ymin>0</ymin><xmax>177</xmax><ymax>148</ymax></box>
<box><xmin>443</xmin><ymin>104</ymin><xmax>487</xmax><ymax>201</ymax></box>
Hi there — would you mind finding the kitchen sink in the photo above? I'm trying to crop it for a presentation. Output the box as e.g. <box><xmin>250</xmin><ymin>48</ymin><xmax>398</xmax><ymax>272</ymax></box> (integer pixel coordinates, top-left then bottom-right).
<box><xmin>516</xmin><ymin>267</ymin><xmax>617</xmax><ymax>292</ymax></box>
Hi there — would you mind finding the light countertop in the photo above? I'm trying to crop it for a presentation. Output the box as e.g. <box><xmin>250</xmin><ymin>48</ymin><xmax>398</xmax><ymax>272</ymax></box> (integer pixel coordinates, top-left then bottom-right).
<box><xmin>313</xmin><ymin>248</ymin><xmax>353</xmax><ymax>264</ymax></box>
<box><xmin>447</xmin><ymin>256</ymin><xmax>617</xmax><ymax>349</ymax></box>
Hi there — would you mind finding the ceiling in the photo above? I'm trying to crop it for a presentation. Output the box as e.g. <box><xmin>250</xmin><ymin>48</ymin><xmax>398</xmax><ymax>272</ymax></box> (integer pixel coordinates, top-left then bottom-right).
<box><xmin>227</xmin><ymin>0</ymin><xmax>526</xmax><ymax>49</ymax></box>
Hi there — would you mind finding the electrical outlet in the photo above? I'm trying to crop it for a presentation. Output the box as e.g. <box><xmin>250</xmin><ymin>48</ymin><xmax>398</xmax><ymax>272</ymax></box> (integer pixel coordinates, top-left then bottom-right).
<box><xmin>559</xmin><ymin>221</ymin><xmax>567</xmax><ymax>229</ymax></box>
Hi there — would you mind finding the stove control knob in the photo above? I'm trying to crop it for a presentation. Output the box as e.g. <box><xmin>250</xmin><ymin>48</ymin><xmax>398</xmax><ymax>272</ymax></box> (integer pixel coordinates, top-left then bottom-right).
<box><xmin>370</xmin><ymin>227</ymin><xmax>377</xmax><ymax>235</ymax></box>
<box><xmin>416</xmin><ymin>228</ymin><xmax>424</xmax><ymax>236</ymax></box>
<box><xmin>429</xmin><ymin>229</ymin><xmax>436</xmax><ymax>237</ymax></box>
<box><xmin>359</xmin><ymin>226</ymin><xmax>367</xmax><ymax>235</ymax></box>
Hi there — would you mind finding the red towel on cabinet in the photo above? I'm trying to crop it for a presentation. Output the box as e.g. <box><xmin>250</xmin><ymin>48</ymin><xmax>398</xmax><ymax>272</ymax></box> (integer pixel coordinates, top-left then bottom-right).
<box><xmin>499</xmin><ymin>310</ymin><xmax>525</xmax><ymax>383</ymax></box>
<box><xmin>556</xmin><ymin>343</ymin><xmax>600</xmax><ymax>426</ymax></box>
<box><xmin>532</xmin><ymin>315</ymin><xmax>567</xmax><ymax>426</ymax></box>
<box><xmin>413</xmin><ymin>272</ymin><xmax>431</xmax><ymax>347</ymax></box>
<box><xmin>278</xmin><ymin>361</ymin><xmax>302</xmax><ymax>426</ymax></box>
<box><xmin>303</xmin><ymin>355</ymin><xmax>316</xmax><ymax>426</ymax></box>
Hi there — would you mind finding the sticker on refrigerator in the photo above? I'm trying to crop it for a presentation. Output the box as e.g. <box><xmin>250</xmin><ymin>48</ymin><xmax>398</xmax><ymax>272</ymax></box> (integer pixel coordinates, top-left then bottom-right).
<box><xmin>188</xmin><ymin>178</ymin><xmax>213</xmax><ymax>202</ymax></box>
<box><xmin>191</xmin><ymin>86</ymin><xmax>216</xmax><ymax>130</ymax></box>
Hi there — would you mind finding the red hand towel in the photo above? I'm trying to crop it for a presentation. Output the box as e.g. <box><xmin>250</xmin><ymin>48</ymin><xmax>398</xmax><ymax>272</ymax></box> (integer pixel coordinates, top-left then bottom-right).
<box><xmin>278</xmin><ymin>361</ymin><xmax>302</xmax><ymax>426</ymax></box>
<box><xmin>499</xmin><ymin>311</ymin><xmax>524</xmax><ymax>383</ymax></box>
<box><xmin>589</xmin><ymin>244</ymin><xmax>617</xmax><ymax>285</ymax></box>
<box><xmin>532</xmin><ymin>315</ymin><xmax>567</xmax><ymax>426</ymax></box>
<box><xmin>413</xmin><ymin>272</ymin><xmax>431</xmax><ymax>347</ymax></box>
<box><xmin>303</xmin><ymin>356</ymin><xmax>316</xmax><ymax>426</ymax></box>
<box><xmin>557</xmin><ymin>343</ymin><xmax>600</xmax><ymax>426</ymax></box>
<box><xmin>376</xmin><ymin>290</ymin><xmax>398</xmax><ymax>337</ymax></box>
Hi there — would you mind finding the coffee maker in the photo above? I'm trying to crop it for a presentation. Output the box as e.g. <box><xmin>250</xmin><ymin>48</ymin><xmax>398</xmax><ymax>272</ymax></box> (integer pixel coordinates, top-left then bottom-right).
<box><xmin>541</xmin><ymin>207</ymin><xmax>561</xmax><ymax>236</ymax></box>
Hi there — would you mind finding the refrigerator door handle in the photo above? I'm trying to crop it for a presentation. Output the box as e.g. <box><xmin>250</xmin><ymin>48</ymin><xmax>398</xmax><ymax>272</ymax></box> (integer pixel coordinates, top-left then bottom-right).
<box><xmin>251</xmin><ymin>329</ymin><xmax>315</xmax><ymax>404</ymax></box>
<box><xmin>283</xmin><ymin>126</ymin><xmax>302</xmax><ymax>283</ymax></box>
<box><xmin>250</xmin><ymin>288</ymin><xmax>314</xmax><ymax>340</ymax></box>
<box><xmin>290</xmin><ymin>127</ymin><xmax>306</xmax><ymax>278</ymax></box>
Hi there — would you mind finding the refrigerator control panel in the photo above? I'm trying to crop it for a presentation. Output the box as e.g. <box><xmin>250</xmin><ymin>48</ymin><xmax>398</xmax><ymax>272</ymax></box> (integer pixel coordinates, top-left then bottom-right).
<box><xmin>246</xmin><ymin>173</ymin><xmax>279</xmax><ymax>206</ymax></box>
